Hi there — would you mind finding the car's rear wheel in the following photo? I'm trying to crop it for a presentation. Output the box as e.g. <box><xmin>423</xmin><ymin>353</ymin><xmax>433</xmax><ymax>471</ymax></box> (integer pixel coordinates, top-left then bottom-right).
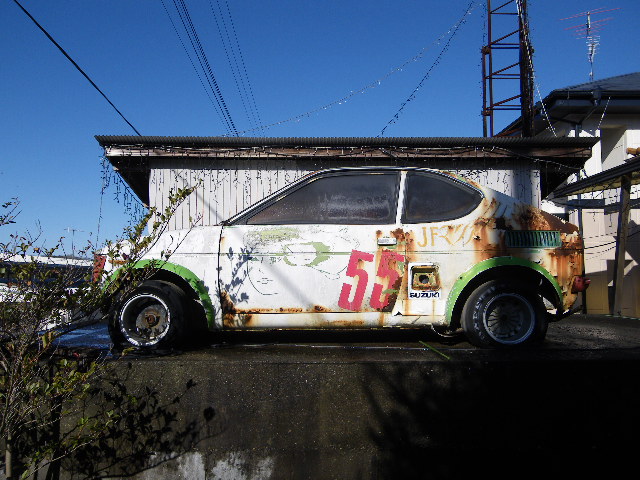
<box><xmin>110</xmin><ymin>280</ymin><xmax>186</xmax><ymax>350</ymax></box>
<box><xmin>461</xmin><ymin>280</ymin><xmax>547</xmax><ymax>347</ymax></box>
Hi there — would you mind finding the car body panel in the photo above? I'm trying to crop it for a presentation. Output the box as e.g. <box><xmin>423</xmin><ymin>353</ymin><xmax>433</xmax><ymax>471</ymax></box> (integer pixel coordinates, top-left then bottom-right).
<box><xmin>218</xmin><ymin>224</ymin><xmax>409</xmax><ymax>328</ymax></box>
<box><xmin>104</xmin><ymin>168</ymin><xmax>584</xmax><ymax>332</ymax></box>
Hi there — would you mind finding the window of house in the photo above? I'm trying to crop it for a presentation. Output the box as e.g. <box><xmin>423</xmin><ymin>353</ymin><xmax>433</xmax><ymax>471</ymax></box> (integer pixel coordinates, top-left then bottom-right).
<box><xmin>246</xmin><ymin>172</ymin><xmax>399</xmax><ymax>225</ymax></box>
<box><xmin>402</xmin><ymin>172</ymin><xmax>482</xmax><ymax>223</ymax></box>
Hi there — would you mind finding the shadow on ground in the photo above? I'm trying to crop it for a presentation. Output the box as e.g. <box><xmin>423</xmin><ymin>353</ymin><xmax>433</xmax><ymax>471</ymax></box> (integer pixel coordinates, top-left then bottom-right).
<box><xmin>363</xmin><ymin>359</ymin><xmax>640</xmax><ymax>479</ymax></box>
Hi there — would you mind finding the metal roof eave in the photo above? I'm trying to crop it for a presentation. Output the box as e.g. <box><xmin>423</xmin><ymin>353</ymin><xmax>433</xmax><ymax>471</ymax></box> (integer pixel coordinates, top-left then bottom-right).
<box><xmin>95</xmin><ymin>135</ymin><xmax>597</xmax><ymax>150</ymax></box>
<box><xmin>551</xmin><ymin>156</ymin><xmax>640</xmax><ymax>197</ymax></box>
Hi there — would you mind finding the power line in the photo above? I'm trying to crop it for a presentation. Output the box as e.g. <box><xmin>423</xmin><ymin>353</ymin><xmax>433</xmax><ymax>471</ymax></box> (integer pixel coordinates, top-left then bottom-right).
<box><xmin>228</xmin><ymin>3</ymin><xmax>479</xmax><ymax>137</ymax></box>
<box><xmin>10</xmin><ymin>0</ymin><xmax>141</xmax><ymax>136</ymax></box>
<box><xmin>378</xmin><ymin>1</ymin><xmax>476</xmax><ymax>137</ymax></box>
<box><xmin>220</xmin><ymin>0</ymin><xmax>262</xmax><ymax>127</ymax></box>
<box><xmin>208</xmin><ymin>0</ymin><xmax>254</xmax><ymax>128</ymax></box>
<box><xmin>173</xmin><ymin>0</ymin><xmax>232</xmax><ymax>133</ymax></box>
<box><xmin>171</xmin><ymin>0</ymin><xmax>238</xmax><ymax>135</ymax></box>
<box><xmin>208</xmin><ymin>0</ymin><xmax>261</xmax><ymax>130</ymax></box>
<box><xmin>161</xmin><ymin>0</ymin><xmax>228</xmax><ymax>128</ymax></box>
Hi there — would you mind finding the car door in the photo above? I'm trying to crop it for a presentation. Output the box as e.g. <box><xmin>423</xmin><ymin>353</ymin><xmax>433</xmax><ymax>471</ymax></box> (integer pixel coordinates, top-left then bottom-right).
<box><xmin>399</xmin><ymin>170</ymin><xmax>484</xmax><ymax>321</ymax></box>
<box><xmin>218</xmin><ymin>170</ymin><xmax>404</xmax><ymax>328</ymax></box>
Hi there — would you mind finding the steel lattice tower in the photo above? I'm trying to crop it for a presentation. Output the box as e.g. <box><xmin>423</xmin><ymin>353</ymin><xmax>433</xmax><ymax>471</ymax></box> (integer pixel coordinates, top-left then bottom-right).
<box><xmin>481</xmin><ymin>0</ymin><xmax>535</xmax><ymax>137</ymax></box>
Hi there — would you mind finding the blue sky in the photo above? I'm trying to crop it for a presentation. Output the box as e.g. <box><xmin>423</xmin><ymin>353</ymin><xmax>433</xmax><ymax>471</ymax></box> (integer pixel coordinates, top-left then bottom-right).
<box><xmin>1</xmin><ymin>0</ymin><xmax>638</xmax><ymax>254</ymax></box>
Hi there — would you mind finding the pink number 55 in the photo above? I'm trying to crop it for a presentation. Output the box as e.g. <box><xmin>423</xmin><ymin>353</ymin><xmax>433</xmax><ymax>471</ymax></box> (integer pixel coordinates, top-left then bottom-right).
<box><xmin>338</xmin><ymin>249</ymin><xmax>405</xmax><ymax>311</ymax></box>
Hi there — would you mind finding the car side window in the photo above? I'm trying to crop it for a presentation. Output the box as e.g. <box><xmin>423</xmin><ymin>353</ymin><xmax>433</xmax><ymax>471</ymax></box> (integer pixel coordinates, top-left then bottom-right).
<box><xmin>402</xmin><ymin>172</ymin><xmax>482</xmax><ymax>223</ymax></box>
<box><xmin>247</xmin><ymin>173</ymin><xmax>399</xmax><ymax>225</ymax></box>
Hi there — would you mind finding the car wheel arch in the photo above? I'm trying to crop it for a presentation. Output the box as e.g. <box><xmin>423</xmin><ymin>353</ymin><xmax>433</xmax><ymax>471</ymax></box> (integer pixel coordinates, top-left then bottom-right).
<box><xmin>446</xmin><ymin>259</ymin><xmax>562</xmax><ymax>330</ymax></box>
<box><xmin>107</xmin><ymin>261</ymin><xmax>219</xmax><ymax>331</ymax></box>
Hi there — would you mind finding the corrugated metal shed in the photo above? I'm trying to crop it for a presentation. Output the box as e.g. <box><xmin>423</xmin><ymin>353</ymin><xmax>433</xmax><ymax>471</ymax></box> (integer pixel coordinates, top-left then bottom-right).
<box><xmin>96</xmin><ymin>135</ymin><xmax>597</xmax><ymax>229</ymax></box>
<box><xmin>96</xmin><ymin>135</ymin><xmax>597</xmax><ymax>148</ymax></box>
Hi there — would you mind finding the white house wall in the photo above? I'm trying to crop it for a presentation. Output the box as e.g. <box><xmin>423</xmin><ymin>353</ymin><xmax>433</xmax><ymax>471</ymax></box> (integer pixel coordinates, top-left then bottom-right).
<box><xmin>148</xmin><ymin>157</ymin><xmax>542</xmax><ymax>231</ymax></box>
<box><xmin>559</xmin><ymin>115</ymin><xmax>640</xmax><ymax>315</ymax></box>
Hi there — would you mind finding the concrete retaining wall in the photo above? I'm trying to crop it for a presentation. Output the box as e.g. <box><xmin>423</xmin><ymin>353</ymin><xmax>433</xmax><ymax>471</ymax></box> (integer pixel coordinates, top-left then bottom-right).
<box><xmin>53</xmin><ymin>343</ymin><xmax>640</xmax><ymax>479</ymax></box>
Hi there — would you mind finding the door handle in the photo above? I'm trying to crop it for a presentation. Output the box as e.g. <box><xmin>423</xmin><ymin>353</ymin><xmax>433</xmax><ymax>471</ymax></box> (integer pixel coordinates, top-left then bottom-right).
<box><xmin>377</xmin><ymin>237</ymin><xmax>397</xmax><ymax>246</ymax></box>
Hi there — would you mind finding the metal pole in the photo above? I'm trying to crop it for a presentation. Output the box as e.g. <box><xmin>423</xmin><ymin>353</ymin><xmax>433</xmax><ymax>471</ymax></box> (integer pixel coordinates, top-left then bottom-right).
<box><xmin>576</xmin><ymin>167</ymin><xmax>587</xmax><ymax>314</ymax></box>
<box><xmin>518</xmin><ymin>0</ymin><xmax>535</xmax><ymax>137</ymax></box>
<box><xmin>487</xmin><ymin>0</ymin><xmax>495</xmax><ymax>136</ymax></box>
<box><xmin>611</xmin><ymin>174</ymin><xmax>632</xmax><ymax>315</ymax></box>
<box><xmin>482</xmin><ymin>45</ymin><xmax>488</xmax><ymax>137</ymax></box>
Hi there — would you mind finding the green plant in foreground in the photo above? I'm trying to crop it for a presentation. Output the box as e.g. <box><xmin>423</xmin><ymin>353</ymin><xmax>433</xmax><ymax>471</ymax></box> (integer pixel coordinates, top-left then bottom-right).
<box><xmin>0</xmin><ymin>187</ymin><xmax>195</xmax><ymax>479</ymax></box>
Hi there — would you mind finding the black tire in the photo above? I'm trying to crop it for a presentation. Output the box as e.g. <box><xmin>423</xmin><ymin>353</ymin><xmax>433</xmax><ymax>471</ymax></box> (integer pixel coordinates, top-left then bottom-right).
<box><xmin>109</xmin><ymin>280</ymin><xmax>186</xmax><ymax>350</ymax></box>
<box><xmin>461</xmin><ymin>280</ymin><xmax>547</xmax><ymax>348</ymax></box>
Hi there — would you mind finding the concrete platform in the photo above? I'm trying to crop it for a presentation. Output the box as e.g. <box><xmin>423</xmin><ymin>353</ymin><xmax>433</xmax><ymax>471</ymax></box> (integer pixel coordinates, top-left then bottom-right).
<box><xmin>57</xmin><ymin>314</ymin><xmax>640</xmax><ymax>479</ymax></box>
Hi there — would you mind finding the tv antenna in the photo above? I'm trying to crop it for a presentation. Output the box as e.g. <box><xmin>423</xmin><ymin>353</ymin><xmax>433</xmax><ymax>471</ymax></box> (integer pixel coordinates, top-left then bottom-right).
<box><xmin>561</xmin><ymin>7</ymin><xmax>619</xmax><ymax>81</ymax></box>
<box><xmin>65</xmin><ymin>227</ymin><xmax>85</xmax><ymax>255</ymax></box>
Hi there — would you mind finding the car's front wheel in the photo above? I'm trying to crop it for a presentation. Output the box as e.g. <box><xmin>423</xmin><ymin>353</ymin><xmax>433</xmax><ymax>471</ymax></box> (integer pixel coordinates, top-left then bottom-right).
<box><xmin>461</xmin><ymin>280</ymin><xmax>547</xmax><ymax>347</ymax></box>
<box><xmin>110</xmin><ymin>280</ymin><xmax>186</xmax><ymax>350</ymax></box>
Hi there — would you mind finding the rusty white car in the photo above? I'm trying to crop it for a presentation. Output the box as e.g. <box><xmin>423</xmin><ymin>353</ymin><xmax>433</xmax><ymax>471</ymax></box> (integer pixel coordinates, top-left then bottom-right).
<box><xmin>98</xmin><ymin>167</ymin><xmax>588</xmax><ymax>350</ymax></box>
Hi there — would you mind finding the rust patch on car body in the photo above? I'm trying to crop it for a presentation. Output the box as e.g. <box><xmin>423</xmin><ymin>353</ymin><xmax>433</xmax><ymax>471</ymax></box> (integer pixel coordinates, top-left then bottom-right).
<box><xmin>220</xmin><ymin>290</ymin><xmax>238</xmax><ymax>328</ymax></box>
<box><xmin>220</xmin><ymin>290</ymin><xmax>255</xmax><ymax>327</ymax></box>
<box><xmin>513</xmin><ymin>204</ymin><xmax>578</xmax><ymax>235</ymax></box>
<box><xmin>278</xmin><ymin>307</ymin><xmax>304</xmax><ymax>313</ymax></box>
<box><xmin>391</xmin><ymin>228</ymin><xmax>407</xmax><ymax>242</ymax></box>
<box><xmin>330</xmin><ymin>319</ymin><xmax>366</xmax><ymax>327</ymax></box>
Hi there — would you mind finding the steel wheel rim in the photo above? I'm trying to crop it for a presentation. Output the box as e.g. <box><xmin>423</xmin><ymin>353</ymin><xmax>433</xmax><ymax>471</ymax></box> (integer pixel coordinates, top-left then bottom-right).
<box><xmin>120</xmin><ymin>293</ymin><xmax>171</xmax><ymax>346</ymax></box>
<box><xmin>482</xmin><ymin>293</ymin><xmax>535</xmax><ymax>345</ymax></box>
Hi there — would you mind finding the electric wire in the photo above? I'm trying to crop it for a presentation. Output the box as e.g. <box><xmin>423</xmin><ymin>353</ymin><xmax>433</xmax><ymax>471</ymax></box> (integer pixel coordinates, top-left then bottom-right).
<box><xmin>174</xmin><ymin>0</ymin><xmax>236</xmax><ymax>134</ymax></box>
<box><xmin>490</xmin><ymin>146</ymin><xmax>583</xmax><ymax>172</ymax></box>
<box><xmin>161</xmin><ymin>0</ymin><xmax>227</xmax><ymax>129</ymax></box>
<box><xmin>171</xmin><ymin>0</ymin><xmax>238</xmax><ymax>135</ymax></box>
<box><xmin>584</xmin><ymin>227</ymin><xmax>640</xmax><ymax>250</ymax></box>
<box><xmin>207</xmin><ymin>0</ymin><xmax>251</xmax><ymax>128</ymax></box>
<box><xmin>596</xmin><ymin>96</ymin><xmax>611</xmax><ymax>132</ymax></box>
<box><xmin>226</xmin><ymin>2</ymin><xmax>478</xmax><ymax>136</ymax></box>
<box><xmin>179</xmin><ymin>0</ymin><xmax>238</xmax><ymax>135</ymax></box>
<box><xmin>378</xmin><ymin>0</ymin><xmax>476</xmax><ymax>137</ymax></box>
<box><xmin>553</xmin><ymin>169</ymin><xmax>639</xmax><ymax>252</ymax></box>
<box><xmin>221</xmin><ymin>0</ymin><xmax>262</xmax><ymax>128</ymax></box>
<box><xmin>209</xmin><ymin>0</ymin><xmax>260</xmax><ymax>127</ymax></box>
<box><xmin>10</xmin><ymin>0</ymin><xmax>141</xmax><ymax>136</ymax></box>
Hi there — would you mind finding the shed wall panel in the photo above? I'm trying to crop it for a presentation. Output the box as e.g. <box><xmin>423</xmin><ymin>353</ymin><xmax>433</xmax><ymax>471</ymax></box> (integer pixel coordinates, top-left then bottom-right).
<box><xmin>148</xmin><ymin>157</ymin><xmax>541</xmax><ymax>230</ymax></box>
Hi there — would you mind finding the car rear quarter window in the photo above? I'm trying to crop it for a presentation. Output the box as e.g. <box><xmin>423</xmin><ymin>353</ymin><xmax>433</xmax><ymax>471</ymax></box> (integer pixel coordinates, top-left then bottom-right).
<box><xmin>402</xmin><ymin>172</ymin><xmax>482</xmax><ymax>223</ymax></box>
<box><xmin>247</xmin><ymin>172</ymin><xmax>399</xmax><ymax>225</ymax></box>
